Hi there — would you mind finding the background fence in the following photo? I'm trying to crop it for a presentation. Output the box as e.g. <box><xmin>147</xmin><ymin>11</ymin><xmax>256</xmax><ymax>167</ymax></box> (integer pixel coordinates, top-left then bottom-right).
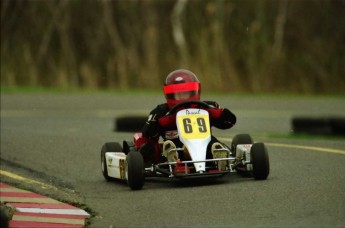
<box><xmin>1</xmin><ymin>0</ymin><xmax>344</xmax><ymax>93</ymax></box>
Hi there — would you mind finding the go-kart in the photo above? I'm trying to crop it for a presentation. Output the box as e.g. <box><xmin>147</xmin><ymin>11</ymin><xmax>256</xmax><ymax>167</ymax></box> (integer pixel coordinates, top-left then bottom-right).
<box><xmin>101</xmin><ymin>101</ymin><xmax>270</xmax><ymax>190</ymax></box>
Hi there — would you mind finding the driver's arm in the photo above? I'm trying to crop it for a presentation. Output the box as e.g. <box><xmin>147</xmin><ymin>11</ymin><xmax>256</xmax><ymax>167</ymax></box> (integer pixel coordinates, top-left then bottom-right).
<box><xmin>142</xmin><ymin>113</ymin><xmax>159</xmax><ymax>139</ymax></box>
<box><xmin>212</xmin><ymin>108</ymin><xmax>237</xmax><ymax>129</ymax></box>
<box><xmin>206</xmin><ymin>101</ymin><xmax>237</xmax><ymax>129</ymax></box>
<box><xmin>142</xmin><ymin>104</ymin><xmax>169</xmax><ymax>139</ymax></box>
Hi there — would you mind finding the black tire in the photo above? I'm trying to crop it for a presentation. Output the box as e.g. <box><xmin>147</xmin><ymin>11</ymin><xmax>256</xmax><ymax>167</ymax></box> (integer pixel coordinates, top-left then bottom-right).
<box><xmin>292</xmin><ymin>116</ymin><xmax>345</xmax><ymax>136</ymax></box>
<box><xmin>231</xmin><ymin>134</ymin><xmax>253</xmax><ymax>156</ymax></box>
<box><xmin>0</xmin><ymin>206</ymin><xmax>9</xmax><ymax>228</ymax></box>
<box><xmin>251</xmin><ymin>142</ymin><xmax>270</xmax><ymax>180</ymax></box>
<box><xmin>101</xmin><ymin>142</ymin><xmax>123</xmax><ymax>181</ymax></box>
<box><xmin>126</xmin><ymin>152</ymin><xmax>145</xmax><ymax>190</ymax></box>
<box><xmin>292</xmin><ymin>117</ymin><xmax>331</xmax><ymax>135</ymax></box>
<box><xmin>329</xmin><ymin>117</ymin><xmax>345</xmax><ymax>136</ymax></box>
<box><xmin>115</xmin><ymin>116</ymin><xmax>148</xmax><ymax>132</ymax></box>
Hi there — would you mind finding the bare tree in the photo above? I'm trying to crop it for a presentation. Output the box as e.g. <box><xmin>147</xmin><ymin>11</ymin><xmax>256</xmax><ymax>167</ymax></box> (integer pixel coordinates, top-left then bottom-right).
<box><xmin>171</xmin><ymin>0</ymin><xmax>188</xmax><ymax>67</ymax></box>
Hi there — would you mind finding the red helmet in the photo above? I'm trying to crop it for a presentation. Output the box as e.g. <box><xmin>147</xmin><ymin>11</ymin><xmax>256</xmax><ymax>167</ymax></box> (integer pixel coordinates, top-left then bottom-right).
<box><xmin>163</xmin><ymin>69</ymin><xmax>201</xmax><ymax>109</ymax></box>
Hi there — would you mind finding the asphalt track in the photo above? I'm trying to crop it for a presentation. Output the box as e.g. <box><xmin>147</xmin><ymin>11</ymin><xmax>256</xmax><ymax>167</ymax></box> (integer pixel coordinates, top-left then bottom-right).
<box><xmin>1</xmin><ymin>93</ymin><xmax>345</xmax><ymax>227</ymax></box>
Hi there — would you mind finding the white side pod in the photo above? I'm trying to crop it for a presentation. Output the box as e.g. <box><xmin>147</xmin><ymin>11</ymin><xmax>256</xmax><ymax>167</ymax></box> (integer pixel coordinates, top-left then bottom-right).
<box><xmin>105</xmin><ymin>152</ymin><xmax>127</xmax><ymax>179</ymax></box>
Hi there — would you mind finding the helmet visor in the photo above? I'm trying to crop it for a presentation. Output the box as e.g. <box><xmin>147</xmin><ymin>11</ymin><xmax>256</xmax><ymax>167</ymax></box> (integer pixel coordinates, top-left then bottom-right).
<box><xmin>164</xmin><ymin>82</ymin><xmax>200</xmax><ymax>101</ymax></box>
<box><xmin>165</xmin><ymin>91</ymin><xmax>199</xmax><ymax>101</ymax></box>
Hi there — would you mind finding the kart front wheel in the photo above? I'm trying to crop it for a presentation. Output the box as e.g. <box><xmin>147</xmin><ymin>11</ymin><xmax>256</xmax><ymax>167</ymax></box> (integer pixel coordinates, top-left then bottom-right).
<box><xmin>126</xmin><ymin>152</ymin><xmax>145</xmax><ymax>190</ymax></box>
<box><xmin>251</xmin><ymin>142</ymin><xmax>270</xmax><ymax>180</ymax></box>
<box><xmin>101</xmin><ymin>142</ymin><xmax>122</xmax><ymax>181</ymax></box>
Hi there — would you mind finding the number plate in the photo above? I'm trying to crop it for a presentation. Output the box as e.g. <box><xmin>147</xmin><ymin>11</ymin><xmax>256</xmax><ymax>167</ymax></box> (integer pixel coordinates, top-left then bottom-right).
<box><xmin>177</xmin><ymin>109</ymin><xmax>210</xmax><ymax>140</ymax></box>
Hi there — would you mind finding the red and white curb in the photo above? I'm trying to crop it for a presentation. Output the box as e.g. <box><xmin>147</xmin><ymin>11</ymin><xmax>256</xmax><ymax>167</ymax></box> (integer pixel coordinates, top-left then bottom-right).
<box><xmin>0</xmin><ymin>183</ymin><xmax>90</xmax><ymax>227</ymax></box>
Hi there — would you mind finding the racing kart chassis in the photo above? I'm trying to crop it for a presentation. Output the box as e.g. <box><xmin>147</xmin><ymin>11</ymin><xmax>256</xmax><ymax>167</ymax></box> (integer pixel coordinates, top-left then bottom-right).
<box><xmin>101</xmin><ymin>101</ymin><xmax>270</xmax><ymax>190</ymax></box>
<box><xmin>146</xmin><ymin>155</ymin><xmax>236</xmax><ymax>179</ymax></box>
<box><xmin>102</xmin><ymin>133</ymin><xmax>269</xmax><ymax>190</ymax></box>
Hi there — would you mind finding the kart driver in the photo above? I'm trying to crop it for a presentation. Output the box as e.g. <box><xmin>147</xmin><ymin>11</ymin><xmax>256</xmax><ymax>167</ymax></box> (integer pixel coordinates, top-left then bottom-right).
<box><xmin>141</xmin><ymin>69</ymin><xmax>236</xmax><ymax>171</ymax></box>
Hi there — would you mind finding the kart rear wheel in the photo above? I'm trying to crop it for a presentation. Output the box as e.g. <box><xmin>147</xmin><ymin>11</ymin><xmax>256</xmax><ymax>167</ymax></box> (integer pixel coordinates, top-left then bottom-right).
<box><xmin>231</xmin><ymin>134</ymin><xmax>253</xmax><ymax>156</ymax></box>
<box><xmin>126</xmin><ymin>152</ymin><xmax>145</xmax><ymax>190</ymax></box>
<box><xmin>251</xmin><ymin>142</ymin><xmax>270</xmax><ymax>180</ymax></box>
<box><xmin>101</xmin><ymin>142</ymin><xmax>123</xmax><ymax>181</ymax></box>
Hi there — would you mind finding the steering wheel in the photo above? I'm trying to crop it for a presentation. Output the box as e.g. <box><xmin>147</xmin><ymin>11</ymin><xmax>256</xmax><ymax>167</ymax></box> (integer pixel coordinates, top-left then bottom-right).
<box><xmin>167</xmin><ymin>100</ymin><xmax>211</xmax><ymax>115</ymax></box>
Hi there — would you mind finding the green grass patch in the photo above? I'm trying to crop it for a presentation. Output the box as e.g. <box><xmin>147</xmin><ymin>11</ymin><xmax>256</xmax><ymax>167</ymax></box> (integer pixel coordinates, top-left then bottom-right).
<box><xmin>1</xmin><ymin>86</ymin><xmax>344</xmax><ymax>99</ymax></box>
<box><xmin>0</xmin><ymin>86</ymin><xmax>161</xmax><ymax>95</ymax></box>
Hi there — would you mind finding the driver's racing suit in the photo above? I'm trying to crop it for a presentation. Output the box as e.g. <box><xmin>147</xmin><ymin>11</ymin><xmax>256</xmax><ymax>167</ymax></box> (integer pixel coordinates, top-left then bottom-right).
<box><xmin>141</xmin><ymin>101</ymin><xmax>236</xmax><ymax>163</ymax></box>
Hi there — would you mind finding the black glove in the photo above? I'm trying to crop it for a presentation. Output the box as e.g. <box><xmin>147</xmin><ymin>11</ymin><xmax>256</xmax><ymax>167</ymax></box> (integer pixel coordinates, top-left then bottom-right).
<box><xmin>220</xmin><ymin>108</ymin><xmax>236</xmax><ymax>125</ymax></box>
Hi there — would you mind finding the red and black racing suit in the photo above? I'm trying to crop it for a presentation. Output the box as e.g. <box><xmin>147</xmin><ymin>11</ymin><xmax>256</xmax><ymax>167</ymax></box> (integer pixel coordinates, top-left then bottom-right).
<box><xmin>141</xmin><ymin>101</ymin><xmax>236</xmax><ymax>163</ymax></box>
